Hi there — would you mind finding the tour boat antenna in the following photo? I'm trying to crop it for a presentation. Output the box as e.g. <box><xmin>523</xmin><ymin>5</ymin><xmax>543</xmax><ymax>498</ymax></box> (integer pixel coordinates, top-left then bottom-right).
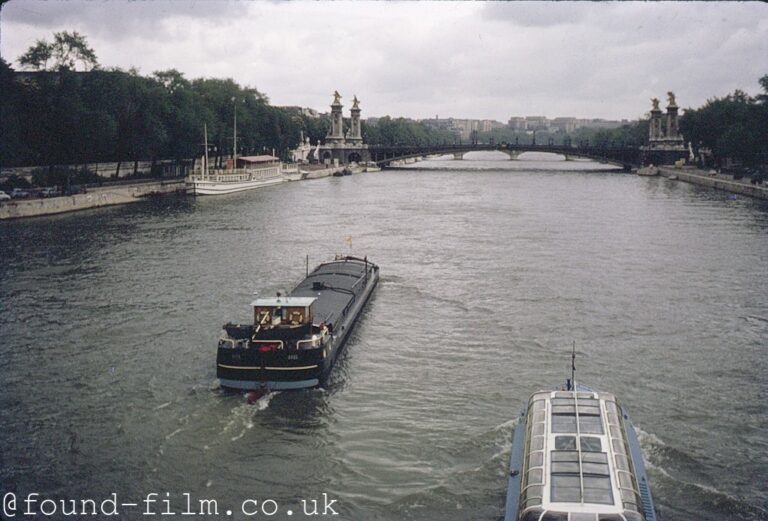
<box><xmin>570</xmin><ymin>340</ymin><xmax>576</xmax><ymax>390</ymax></box>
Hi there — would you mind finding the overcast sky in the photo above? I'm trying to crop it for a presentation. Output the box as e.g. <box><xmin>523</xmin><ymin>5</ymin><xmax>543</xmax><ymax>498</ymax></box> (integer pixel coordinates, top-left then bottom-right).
<box><xmin>2</xmin><ymin>1</ymin><xmax>767</xmax><ymax>122</ymax></box>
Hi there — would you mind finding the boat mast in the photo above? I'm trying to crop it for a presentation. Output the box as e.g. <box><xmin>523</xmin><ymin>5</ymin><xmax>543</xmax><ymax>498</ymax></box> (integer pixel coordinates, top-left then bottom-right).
<box><xmin>204</xmin><ymin>123</ymin><xmax>209</xmax><ymax>180</ymax></box>
<box><xmin>233</xmin><ymin>98</ymin><xmax>238</xmax><ymax>169</ymax></box>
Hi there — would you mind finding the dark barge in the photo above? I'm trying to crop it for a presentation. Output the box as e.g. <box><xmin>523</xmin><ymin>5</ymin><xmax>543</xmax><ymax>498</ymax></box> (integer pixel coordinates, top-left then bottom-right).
<box><xmin>217</xmin><ymin>256</ymin><xmax>379</xmax><ymax>391</ymax></box>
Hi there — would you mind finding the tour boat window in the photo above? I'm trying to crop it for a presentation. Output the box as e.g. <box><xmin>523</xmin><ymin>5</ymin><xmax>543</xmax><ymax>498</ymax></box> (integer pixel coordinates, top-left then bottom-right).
<box><xmin>551</xmin><ymin>460</ymin><xmax>580</xmax><ymax>474</ymax></box>
<box><xmin>551</xmin><ymin>450</ymin><xmax>579</xmax><ymax>461</ymax></box>
<box><xmin>582</xmin><ymin>475</ymin><xmax>614</xmax><ymax>504</ymax></box>
<box><xmin>529</xmin><ymin>451</ymin><xmax>544</xmax><ymax>467</ymax></box>
<box><xmin>580</xmin><ymin>436</ymin><xmax>602</xmax><ymax>452</ymax></box>
<box><xmin>581</xmin><ymin>452</ymin><xmax>608</xmax><ymax>464</ymax></box>
<box><xmin>551</xmin><ymin>414</ymin><xmax>577</xmax><ymax>433</ymax></box>
<box><xmin>531</xmin><ymin>436</ymin><xmax>545</xmax><ymax>451</ymax></box>
<box><xmin>578</xmin><ymin>405</ymin><xmax>601</xmax><ymax>416</ymax></box>
<box><xmin>578</xmin><ymin>415</ymin><xmax>604</xmax><ymax>434</ymax></box>
<box><xmin>555</xmin><ymin>436</ymin><xmax>577</xmax><ymax>450</ymax></box>
<box><xmin>551</xmin><ymin>475</ymin><xmax>582</xmax><ymax>502</ymax></box>
<box><xmin>552</xmin><ymin>405</ymin><xmax>576</xmax><ymax>414</ymax></box>
<box><xmin>541</xmin><ymin>513</ymin><xmax>568</xmax><ymax>521</ymax></box>
<box><xmin>619</xmin><ymin>472</ymin><xmax>635</xmax><ymax>488</ymax></box>
<box><xmin>527</xmin><ymin>468</ymin><xmax>543</xmax><ymax>485</ymax></box>
<box><xmin>525</xmin><ymin>485</ymin><xmax>543</xmax><ymax>500</ymax></box>
<box><xmin>581</xmin><ymin>461</ymin><xmax>610</xmax><ymax>476</ymax></box>
<box><xmin>614</xmin><ymin>454</ymin><xmax>629</xmax><ymax>471</ymax></box>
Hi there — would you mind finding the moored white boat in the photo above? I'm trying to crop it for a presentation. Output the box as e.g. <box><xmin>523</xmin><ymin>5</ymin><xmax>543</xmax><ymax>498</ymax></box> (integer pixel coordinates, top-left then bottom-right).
<box><xmin>185</xmin><ymin>155</ymin><xmax>285</xmax><ymax>195</ymax></box>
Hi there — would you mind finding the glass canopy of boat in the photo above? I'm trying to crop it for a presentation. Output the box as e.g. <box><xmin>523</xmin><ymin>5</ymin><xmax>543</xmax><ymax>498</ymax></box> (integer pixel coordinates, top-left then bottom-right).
<box><xmin>517</xmin><ymin>390</ymin><xmax>646</xmax><ymax>521</ymax></box>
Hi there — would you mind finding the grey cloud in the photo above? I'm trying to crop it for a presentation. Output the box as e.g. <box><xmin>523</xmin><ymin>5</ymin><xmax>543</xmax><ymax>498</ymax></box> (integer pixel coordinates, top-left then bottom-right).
<box><xmin>4</xmin><ymin>0</ymin><xmax>249</xmax><ymax>41</ymax></box>
<box><xmin>2</xmin><ymin>1</ymin><xmax>766</xmax><ymax>121</ymax></box>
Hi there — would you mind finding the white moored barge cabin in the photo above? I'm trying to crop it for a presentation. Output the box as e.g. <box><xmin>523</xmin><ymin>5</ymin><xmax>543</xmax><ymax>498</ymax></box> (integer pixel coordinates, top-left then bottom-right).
<box><xmin>517</xmin><ymin>390</ymin><xmax>647</xmax><ymax>521</ymax></box>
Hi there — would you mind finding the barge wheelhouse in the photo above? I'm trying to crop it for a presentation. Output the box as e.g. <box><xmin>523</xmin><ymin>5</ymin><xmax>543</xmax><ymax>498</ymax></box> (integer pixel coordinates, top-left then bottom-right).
<box><xmin>504</xmin><ymin>384</ymin><xmax>657</xmax><ymax>521</ymax></box>
<box><xmin>216</xmin><ymin>256</ymin><xmax>379</xmax><ymax>391</ymax></box>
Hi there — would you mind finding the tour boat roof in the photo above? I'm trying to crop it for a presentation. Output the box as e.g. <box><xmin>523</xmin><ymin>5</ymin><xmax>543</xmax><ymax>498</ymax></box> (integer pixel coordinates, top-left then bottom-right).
<box><xmin>250</xmin><ymin>296</ymin><xmax>316</xmax><ymax>307</ymax></box>
<box><xmin>516</xmin><ymin>388</ymin><xmax>647</xmax><ymax>520</ymax></box>
<box><xmin>238</xmin><ymin>155</ymin><xmax>279</xmax><ymax>163</ymax></box>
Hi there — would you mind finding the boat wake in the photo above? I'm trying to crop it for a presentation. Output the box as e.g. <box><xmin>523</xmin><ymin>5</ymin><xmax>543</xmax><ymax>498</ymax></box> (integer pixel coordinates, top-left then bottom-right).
<box><xmin>636</xmin><ymin>426</ymin><xmax>768</xmax><ymax>520</ymax></box>
<box><xmin>220</xmin><ymin>392</ymin><xmax>278</xmax><ymax>442</ymax></box>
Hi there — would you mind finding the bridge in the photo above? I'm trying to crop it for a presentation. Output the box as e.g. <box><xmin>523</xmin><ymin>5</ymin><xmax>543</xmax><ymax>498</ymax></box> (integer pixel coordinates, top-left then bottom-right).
<box><xmin>368</xmin><ymin>143</ymin><xmax>643</xmax><ymax>171</ymax></box>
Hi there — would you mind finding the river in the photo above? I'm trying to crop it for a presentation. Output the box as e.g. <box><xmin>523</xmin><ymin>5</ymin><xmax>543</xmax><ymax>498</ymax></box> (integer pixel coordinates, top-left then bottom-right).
<box><xmin>1</xmin><ymin>152</ymin><xmax>766</xmax><ymax>521</ymax></box>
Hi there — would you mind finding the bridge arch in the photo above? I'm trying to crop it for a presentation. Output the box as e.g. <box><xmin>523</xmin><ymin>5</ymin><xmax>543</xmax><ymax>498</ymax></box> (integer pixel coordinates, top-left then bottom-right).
<box><xmin>369</xmin><ymin>143</ymin><xmax>639</xmax><ymax>171</ymax></box>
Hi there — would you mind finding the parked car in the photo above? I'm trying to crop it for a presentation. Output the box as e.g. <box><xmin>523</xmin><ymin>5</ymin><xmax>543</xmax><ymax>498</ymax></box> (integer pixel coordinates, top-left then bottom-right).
<box><xmin>41</xmin><ymin>186</ymin><xmax>62</xmax><ymax>197</ymax></box>
<box><xmin>10</xmin><ymin>188</ymin><xmax>31</xmax><ymax>199</ymax></box>
<box><xmin>0</xmin><ymin>190</ymin><xmax>11</xmax><ymax>202</ymax></box>
<box><xmin>65</xmin><ymin>185</ymin><xmax>86</xmax><ymax>195</ymax></box>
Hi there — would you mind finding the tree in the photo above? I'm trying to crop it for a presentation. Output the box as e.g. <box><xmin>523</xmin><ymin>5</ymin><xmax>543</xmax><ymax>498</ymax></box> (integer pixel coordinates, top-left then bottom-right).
<box><xmin>18</xmin><ymin>39</ymin><xmax>52</xmax><ymax>70</ymax></box>
<box><xmin>51</xmin><ymin>31</ymin><xmax>98</xmax><ymax>71</ymax></box>
<box><xmin>17</xmin><ymin>31</ymin><xmax>98</xmax><ymax>71</ymax></box>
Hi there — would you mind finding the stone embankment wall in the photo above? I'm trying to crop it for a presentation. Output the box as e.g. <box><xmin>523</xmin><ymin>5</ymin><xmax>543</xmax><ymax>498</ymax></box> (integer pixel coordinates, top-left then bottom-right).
<box><xmin>659</xmin><ymin>167</ymin><xmax>768</xmax><ymax>200</ymax></box>
<box><xmin>0</xmin><ymin>180</ymin><xmax>185</xmax><ymax>220</ymax></box>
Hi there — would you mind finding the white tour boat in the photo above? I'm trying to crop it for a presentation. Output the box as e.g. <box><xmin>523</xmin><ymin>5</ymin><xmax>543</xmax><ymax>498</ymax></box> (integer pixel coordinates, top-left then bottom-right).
<box><xmin>185</xmin><ymin>154</ymin><xmax>285</xmax><ymax>195</ymax></box>
<box><xmin>504</xmin><ymin>350</ymin><xmax>657</xmax><ymax>521</ymax></box>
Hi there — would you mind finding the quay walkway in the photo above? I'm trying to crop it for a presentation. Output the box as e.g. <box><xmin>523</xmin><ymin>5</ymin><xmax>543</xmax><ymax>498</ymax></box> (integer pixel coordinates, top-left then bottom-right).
<box><xmin>658</xmin><ymin>167</ymin><xmax>768</xmax><ymax>200</ymax></box>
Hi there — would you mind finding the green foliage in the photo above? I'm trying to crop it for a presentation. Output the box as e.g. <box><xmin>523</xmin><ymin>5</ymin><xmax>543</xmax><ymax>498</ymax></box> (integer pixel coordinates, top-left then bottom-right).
<box><xmin>680</xmin><ymin>77</ymin><xmax>768</xmax><ymax>166</ymax></box>
<box><xmin>18</xmin><ymin>31</ymin><xmax>98</xmax><ymax>71</ymax></box>
<box><xmin>363</xmin><ymin>117</ymin><xmax>455</xmax><ymax>146</ymax></box>
<box><xmin>18</xmin><ymin>39</ymin><xmax>53</xmax><ymax>71</ymax></box>
<box><xmin>1</xmin><ymin>59</ymin><xmax>316</xmax><ymax>167</ymax></box>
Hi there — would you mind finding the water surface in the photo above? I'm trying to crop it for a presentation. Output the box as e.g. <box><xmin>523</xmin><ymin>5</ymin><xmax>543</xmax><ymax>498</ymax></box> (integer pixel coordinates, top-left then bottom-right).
<box><xmin>1</xmin><ymin>152</ymin><xmax>767</xmax><ymax>520</ymax></box>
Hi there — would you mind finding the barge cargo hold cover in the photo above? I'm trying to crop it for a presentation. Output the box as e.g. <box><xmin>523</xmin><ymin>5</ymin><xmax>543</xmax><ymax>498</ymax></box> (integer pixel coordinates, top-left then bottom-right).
<box><xmin>217</xmin><ymin>256</ymin><xmax>379</xmax><ymax>391</ymax></box>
